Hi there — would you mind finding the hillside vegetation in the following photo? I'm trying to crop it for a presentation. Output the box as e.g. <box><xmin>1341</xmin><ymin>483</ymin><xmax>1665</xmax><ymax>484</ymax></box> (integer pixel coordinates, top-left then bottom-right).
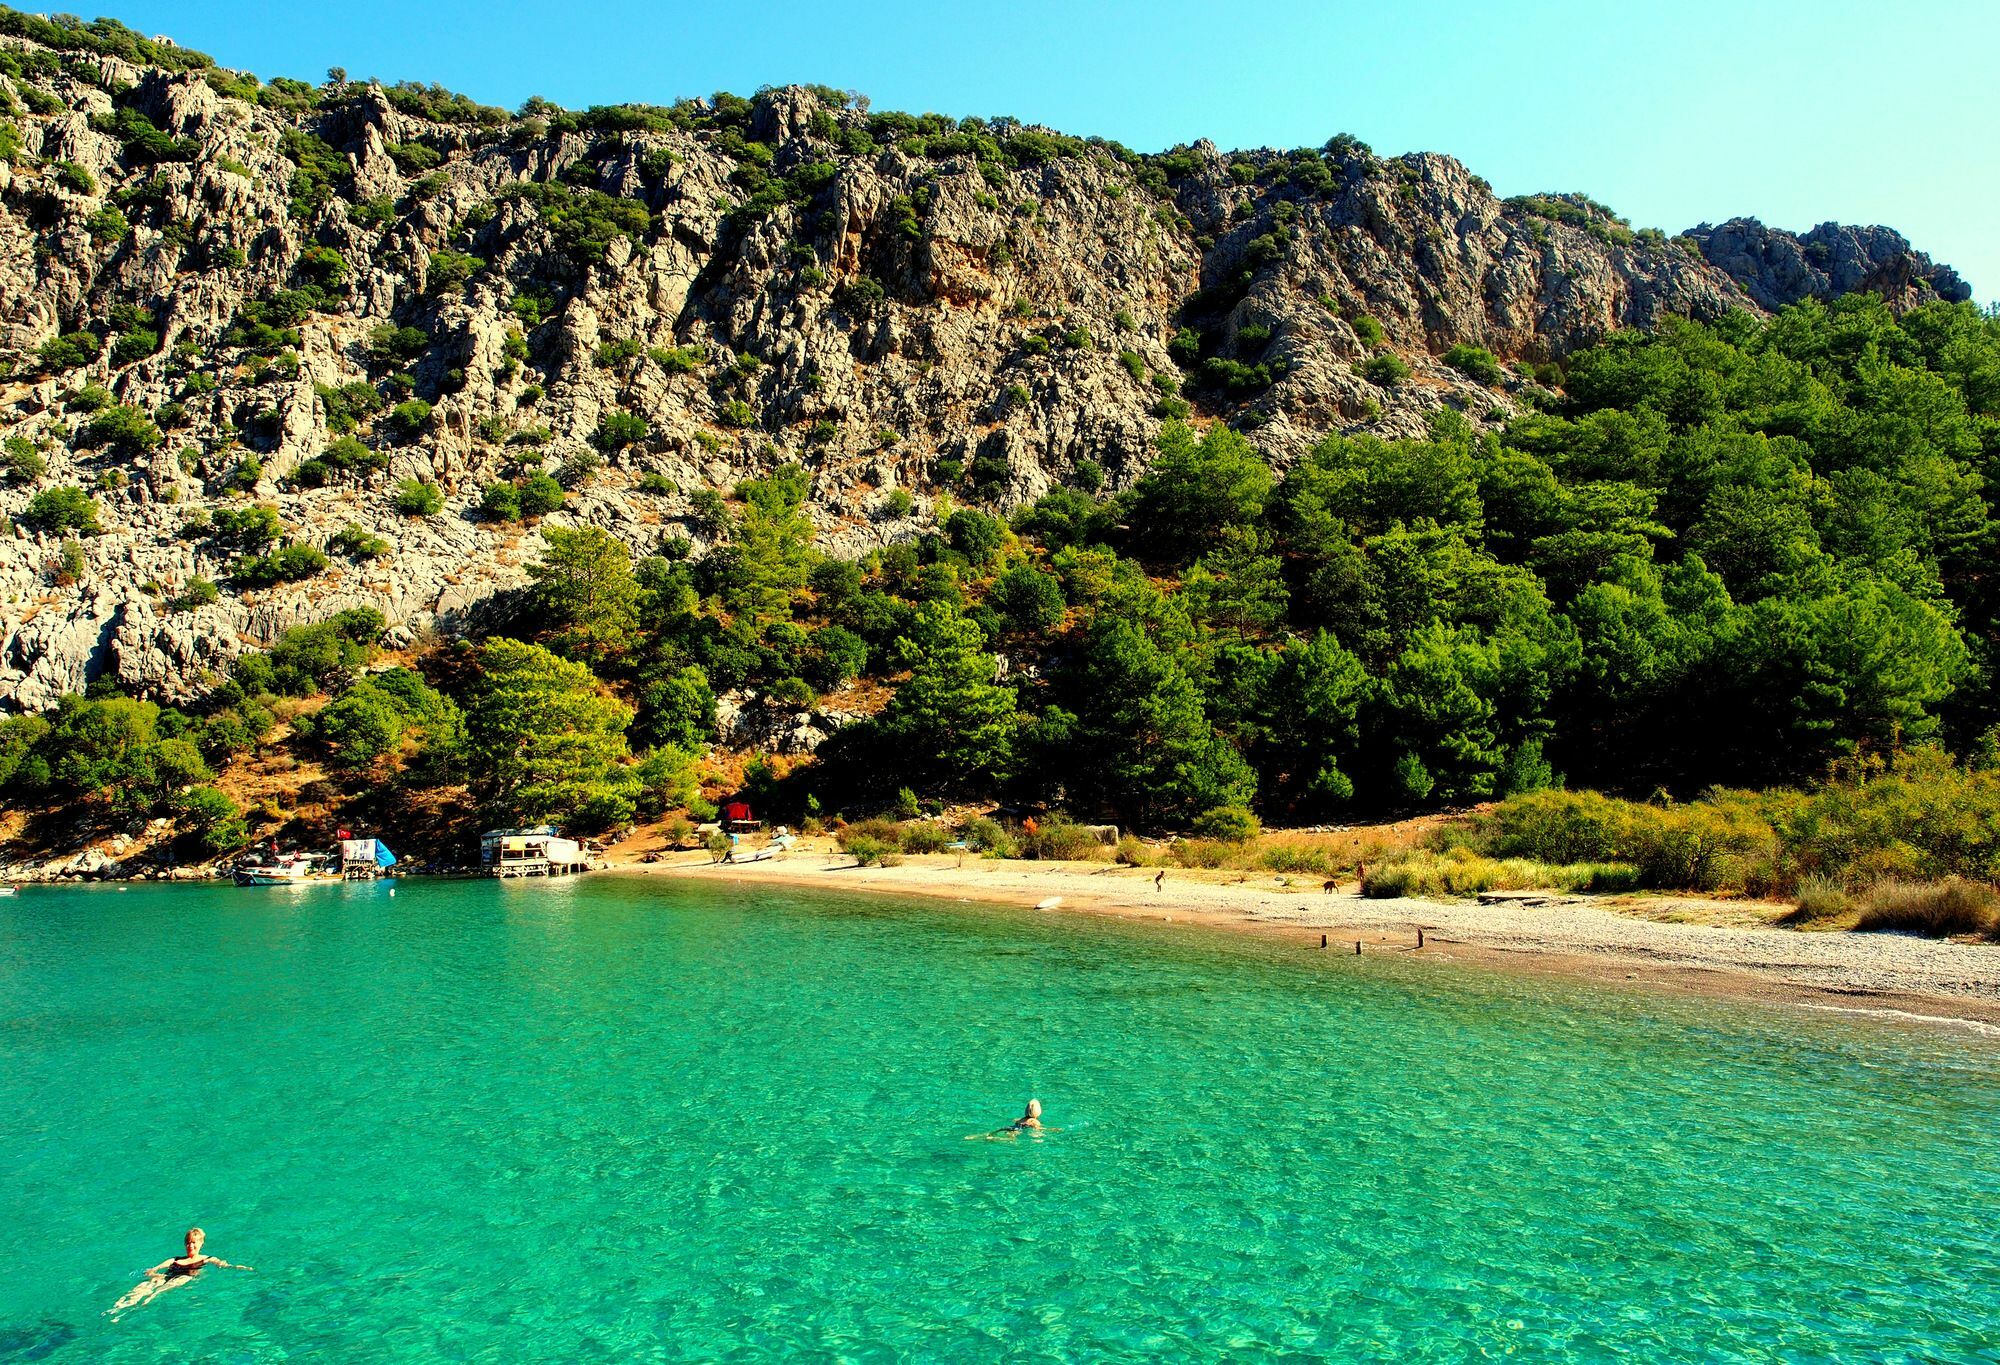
<box><xmin>6</xmin><ymin>296</ymin><xmax>2000</xmax><ymax>867</ymax></box>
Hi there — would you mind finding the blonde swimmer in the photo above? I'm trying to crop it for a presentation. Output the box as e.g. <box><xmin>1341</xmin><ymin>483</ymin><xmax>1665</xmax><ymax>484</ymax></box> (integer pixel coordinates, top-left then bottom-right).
<box><xmin>109</xmin><ymin>1228</ymin><xmax>253</xmax><ymax>1319</ymax></box>
<box><xmin>967</xmin><ymin>1097</ymin><xmax>1059</xmax><ymax>1140</ymax></box>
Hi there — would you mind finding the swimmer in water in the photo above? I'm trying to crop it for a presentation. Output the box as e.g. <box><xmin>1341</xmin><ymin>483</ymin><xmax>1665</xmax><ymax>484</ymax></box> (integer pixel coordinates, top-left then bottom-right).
<box><xmin>109</xmin><ymin>1228</ymin><xmax>252</xmax><ymax>1319</ymax></box>
<box><xmin>967</xmin><ymin>1097</ymin><xmax>1056</xmax><ymax>1140</ymax></box>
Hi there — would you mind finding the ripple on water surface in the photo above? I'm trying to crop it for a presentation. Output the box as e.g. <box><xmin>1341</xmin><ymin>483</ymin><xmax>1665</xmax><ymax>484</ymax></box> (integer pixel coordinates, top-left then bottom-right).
<box><xmin>1</xmin><ymin>877</ymin><xmax>1997</xmax><ymax>1361</ymax></box>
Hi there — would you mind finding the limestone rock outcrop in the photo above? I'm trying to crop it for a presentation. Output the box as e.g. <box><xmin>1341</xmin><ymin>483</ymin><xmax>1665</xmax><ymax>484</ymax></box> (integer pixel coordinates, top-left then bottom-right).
<box><xmin>0</xmin><ymin>30</ymin><xmax>1970</xmax><ymax>707</ymax></box>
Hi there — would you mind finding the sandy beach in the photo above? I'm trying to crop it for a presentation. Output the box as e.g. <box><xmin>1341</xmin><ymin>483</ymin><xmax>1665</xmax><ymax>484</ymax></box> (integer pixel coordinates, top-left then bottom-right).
<box><xmin>611</xmin><ymin>847</ymin><xmax>2000</xmax><ymax>1029</ymax></box>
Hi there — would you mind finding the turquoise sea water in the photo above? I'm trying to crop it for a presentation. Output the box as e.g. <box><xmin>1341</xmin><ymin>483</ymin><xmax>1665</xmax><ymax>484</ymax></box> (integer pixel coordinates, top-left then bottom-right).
<box><xmin>2</xmin><ymin>878</ymin><xmax>1998</xmax><ymax>1362</ymax></box>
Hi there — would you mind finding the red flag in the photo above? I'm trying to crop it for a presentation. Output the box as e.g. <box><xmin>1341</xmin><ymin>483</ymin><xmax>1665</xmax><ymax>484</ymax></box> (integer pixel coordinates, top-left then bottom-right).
<box><xmin>337</xmin><ymin>828</ymin><xmax>352</xmax><ymax>840</ymax></box>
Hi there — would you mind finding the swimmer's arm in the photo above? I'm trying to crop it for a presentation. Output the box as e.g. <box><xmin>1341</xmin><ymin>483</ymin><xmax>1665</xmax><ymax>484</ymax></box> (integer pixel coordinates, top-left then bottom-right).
<box><xmin>210</xmin><ymin>1257</ymin><xmax>252</xmax><ymax>1270</ymax></box>
<box><xmin>143</xmin><ymin>1259</ymin><xmax>173</xmax><ymax>1276</ymax></box>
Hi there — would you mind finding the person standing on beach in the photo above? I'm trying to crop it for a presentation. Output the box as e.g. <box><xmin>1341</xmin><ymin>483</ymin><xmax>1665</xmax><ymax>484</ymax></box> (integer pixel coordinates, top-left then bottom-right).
<box><xmin>109</xmin><ymin>1228</ymin><xmax>252</xmax><ymax>1318</ymax></box>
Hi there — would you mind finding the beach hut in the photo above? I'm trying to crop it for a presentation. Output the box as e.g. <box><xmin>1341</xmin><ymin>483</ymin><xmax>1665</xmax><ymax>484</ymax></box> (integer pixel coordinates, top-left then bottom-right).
<box><xmin>722</xmin><ymin>801</ymin><xmax>760</xmax><ymax>832</ymax></box>
<box><xmin>339</xmin><ymin>838</ymin><xmax>398</xmax><ymax>879</ymax></box>
<box><xmin>479</xmin><ymin>826</ymin><xmax>589</xmax><ymax>878</ymax></box>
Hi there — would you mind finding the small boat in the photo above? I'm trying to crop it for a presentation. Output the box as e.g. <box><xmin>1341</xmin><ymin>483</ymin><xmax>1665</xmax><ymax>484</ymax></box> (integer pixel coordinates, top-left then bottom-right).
<box><xmin>233</xmin><ymin>853</ymin><xmax>338</xmax><ymax>887</ymax></box>
<box><xmin>0</xmin><ymin>886</ymin><xmax>15</xmax><ymax>897</ymax></box>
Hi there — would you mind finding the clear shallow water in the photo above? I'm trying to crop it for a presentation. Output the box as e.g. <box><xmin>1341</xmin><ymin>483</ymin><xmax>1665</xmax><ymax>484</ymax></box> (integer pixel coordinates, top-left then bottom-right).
<box><xmin>2</xmin><ymin>879</ymin><xmax>1997</xmax><ymax>1362</ymax></box>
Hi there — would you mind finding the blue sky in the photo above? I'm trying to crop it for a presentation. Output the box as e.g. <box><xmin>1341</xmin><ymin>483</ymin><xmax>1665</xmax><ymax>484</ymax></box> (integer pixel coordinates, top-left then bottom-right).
<box><xmin>102</xmin><ymin>0</ymin><xmax>1997</xmax><ymax>300</ymax></box>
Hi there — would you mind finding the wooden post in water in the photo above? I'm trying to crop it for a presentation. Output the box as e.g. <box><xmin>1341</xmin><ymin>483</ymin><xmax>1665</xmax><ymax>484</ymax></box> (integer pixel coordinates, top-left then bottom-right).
<box><xmin>1354</xmin><ymin>940</ymin><xmax>1362</xmax><ymax>956</ymax></box>
<box><xmin>1320</xmin><ymin>933</ymin><xmax>1328</xmax><ymax>949</ymax></box>
<box><xmin>1417</xmin><ymin>927</ymin><xmax>1425</xmax><ymax>949</ymax></box>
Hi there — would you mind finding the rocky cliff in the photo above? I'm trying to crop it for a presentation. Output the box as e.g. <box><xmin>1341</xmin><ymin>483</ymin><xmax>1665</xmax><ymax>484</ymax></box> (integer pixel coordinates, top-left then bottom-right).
<box><xmin>0</xmin><ymin>19</ymin><xmax>1969</xmax><ymax>710</ymax></box>
<box><xmin>1683</xmin><ymin>217</ymin><xmax>1971</xmax><ymax>313</ymax></box>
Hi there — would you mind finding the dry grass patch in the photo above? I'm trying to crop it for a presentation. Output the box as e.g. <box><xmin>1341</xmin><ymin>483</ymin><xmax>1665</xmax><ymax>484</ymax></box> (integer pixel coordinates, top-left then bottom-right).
<box><xmin>1853</xmin><ymin>879</ymin><xmax>1999</xmax><ymax>938</ymax></box>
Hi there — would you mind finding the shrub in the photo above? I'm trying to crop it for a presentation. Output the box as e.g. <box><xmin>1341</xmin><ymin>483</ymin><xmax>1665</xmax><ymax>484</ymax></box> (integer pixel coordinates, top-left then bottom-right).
<box><xmin>364</xmin><ymin>324</ymin><xmax>430</xmax><ymax>365</ymax></box>
<box><xmin>54</xmin><ymin>160</ymin><xmax>96</xmax><ymax>194</ymax></box>
<box><xmin>651</xmin><ymin>345</ymin><xmax>704</xmax><ymax>374</ymax></box>
<box><xmin>208</xmin><ymin>504</ymin><xmax>283</xmax><ymax>549</ymax></box>
<box><xmin>3</xmin><ymin>438</ymin><xmax>47</xmax><ymax>483</ymax></box>
<box><xmin>1443</xmin><ymin>343</ymin><xmax>1504</xmax><ymax>385</ymax></box>
<box><xmin>595</xmin><ymin>336</ymin><xmax>644</xmax><ymax>367</ymax></box>
<box><xmin>717</xmin><ymin>399</ymin><xmax>756</xmax><ymax>428</ymax></box>
<box><xmin>480</xmin><ymin>481</ymin><xmax>522</xmax><ymax>520</ymax></box>
<box><xmin>1168</xmin><ymin>838</ymin><xmax>1232</xmax><ymax>869</ymax></box>
<box><xmin>1363</xmin><ymin>849</ymin><xmax>1639</xmax><ymax>899</ymax></box>
<box><xmin>426</xmin><ymin>249</ymin><xmax>483</xmax><ymax>295</ymax></box>
<box><xmin>77</xmin><ymin>404</ymin><xmax>161</xmax><ymax>455</ymax></box>
<box><xmin>393</xmin><ymin>480</ymin><xmax>444</xmax><ymax>516</ymax></box>
<box><xmin>495</xmin><ymin>180</ymin><xmax>651</xmax><ymax>264</ymax></box>
<box><xmin>37</xmin><ymin>330</ymin><xmax>102</xmax><ymax>371</ymax></box>
<box><xmin>597</xmin><ymin>410</ymin><xmax>648</xmax><ymax>448</ymax></box>
<box><xmin>1465</xmin><ymin>789</ymin><xmax>1773</xmax><ymax>892</ymax></box>
<box><xmin>1853</xmin><ymin>879</ymin><xmax>1999</xmax><ymax>938</ymax></box>
<box><xmin>323</xmin><ymin>435</ymin><xmax>388</xmax><ymax>475</ymax></box>
<box><xmin>112</xmin><ymin>328</ymin><xmax>159</xmax><ymax>365</ymax></box>
<box><xmin>229</xmin><ymin>542</ymin><xmax>328</xmax><ymax>587</ymax></box>
<box><xmin>1018</xmin><ymin>821</ymin><xmax>1102</xmax><ymax>861</ymax></box>
<box><xmin>387</xmin><ymin>140</ymin><xmax>443</xmax><ymax>174</ymax></box>
<box><xmin>1261</xmin><ymin>845</ymin><xmax>1331</xmax><ymax>875</ymax></box>
<box><xmin>388</xmin><ymin>399</ymin><xmax>433</xmax><ymax>440</ymax></box>
<box><xmin>1788</xmin><ymin>874</ymin><xmax>1853</xmax><ymax>924</ymax></box>
<box><xmin>1360</xmin><ymin>353</ymin><xmax>1411</xmax><ymax>387</ymax></box>
<box><xmin>174</xmin><ymin>785</ymin><xmax>246</xmax><ymax>855</ymax></box>
<box><xmin>637</xmin><ymin>472</ymin><xmax>674</xmax><ymax>494</ymax></box>
<box><xmin>1114</xmin><ymin>835</ymin><xmax>1157</xmax><ymax>867</ymax></box>
<box><xmin>557</xmin><ymin>452</ymin><xmax>602</xmax><ymax>487</ymax></box>
<box><xmin>898</xmin><ymin>822</ymin><xmax>952</xmax><ymax>854</ymax></box>
<box><xmin>167</xmin><ymin>572</ymin><xmax>220</xmax><ymax>612</ymax></box>
<box><xmin>66</xmin><ymin>382</ymin><xmax>112</xmax><ymax>413</ymax></box>
<box><xmin>945</xmin><ymin>508</ymin><xmax>1005</xmax><ymax>564</ymax></box>
<box><xmin>842</xmin><ymin>834</ymin><xmax>894</xmax><ymax>867</ymax></box>
<box><xmin>839</xmin><ymin>276</ymin><xmax>886</xmax><ymax>308</ymax></box>
<box><xmin>332</xmin><ymin>525</ymin><xmax>390</xmax><ymax>559</ymax></box>
<box><xmin>841</xmin><ymin>817</ymin><xmax>904</xmax><ymax>850</ymax></box>
<box><xmin>958</xmin><ymin>816</ymin><xmax>1015</xmax><ymax>857</ymax></box>
<box><xmin>20</xmin><ymin>486</ymin><xmax>101</xmax><ymax>535</ymax></box>
<box><xmin>1191</xmin><ymin>805</ymin><xmax>1261</xmax><ymax>843</ymax></box>
<box><xmin>83</xmin><ymin>202</ymin><xmax>128</xmax><ymax>242</ymax></box>
<box><xmin>518</xmin><ymin>473</ymin><xmax>565</xmax><ymax>516</ymax></box>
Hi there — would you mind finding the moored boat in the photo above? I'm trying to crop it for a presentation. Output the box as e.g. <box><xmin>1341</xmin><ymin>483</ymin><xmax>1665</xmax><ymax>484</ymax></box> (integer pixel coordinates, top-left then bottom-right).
<box><xmin>232</xmin><ymin>853</ymin><xmax>338</xmax><ymax>886</ymax></box>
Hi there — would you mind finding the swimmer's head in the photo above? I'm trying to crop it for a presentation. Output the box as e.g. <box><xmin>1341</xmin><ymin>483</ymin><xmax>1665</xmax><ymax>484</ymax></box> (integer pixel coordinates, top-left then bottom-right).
<box><xmin>185</xmin><ymin>1228</ymin><xmax>204</xmax><ymax>1254</ymax></box>
<box><xmin>1025</xmin><ymin>1098</ymin><xmax>1041</xmax><ymax>1118</ymax></box>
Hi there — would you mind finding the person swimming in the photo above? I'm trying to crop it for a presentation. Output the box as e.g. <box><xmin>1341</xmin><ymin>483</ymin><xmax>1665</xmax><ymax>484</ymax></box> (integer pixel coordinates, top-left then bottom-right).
<box><xmin>109</xmin><ymin>1228</ymin><xmax>252</xmax><ymax>1318</ymax></box>
<box><xmin>967</xmin><ymin>1097</ymin><xmax>1055</xmax><ymax>1140</ymax></box>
